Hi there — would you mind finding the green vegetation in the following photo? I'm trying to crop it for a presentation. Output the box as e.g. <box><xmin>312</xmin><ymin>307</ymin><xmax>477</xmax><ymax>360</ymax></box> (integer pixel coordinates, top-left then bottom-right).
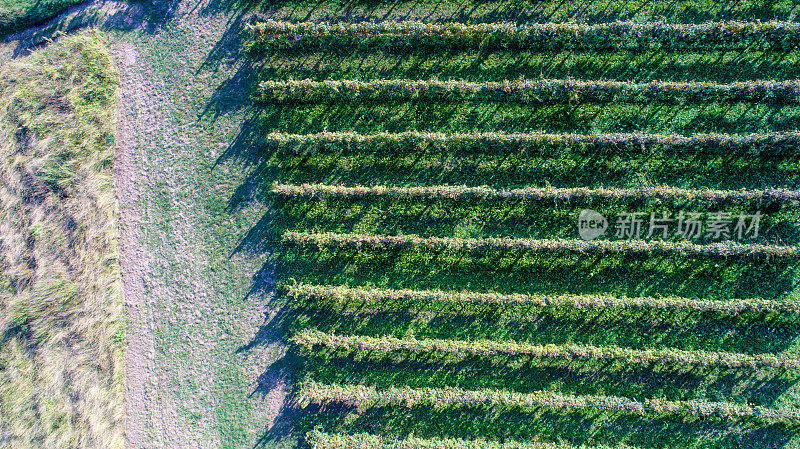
<box><xmin>272</xmin><ymin>183</ymin><xmax>800</xmax><ymax>205</ymax></box>
<box><xmin>260</xmin><ymin>48</ymin><xmax>800</xmax><ymax>84</ymax></box>
<box><xmin>243</xmin><ymin>3</ymin><xmax>800</xmax><ymax>447</ymax></box>
<box><xmin>0</xmin><ymin>30</ymin><xmax>122</xmax><ymax>448</ymax></box>
<box><xmin>271</xmin><ymin>1</ymin><xmax>797</xmax><ymax>25</ymax></box>
<box><xmin>306</xmin><ymin>431</ymin><xmax>637</xmax><ymax>449</ymax></box>
<box><xmin>291</xmin><ymin>329</ymin><xmax>800</xmax><ymax>369</ymax></box>
<box><xmin>286</xmin><ymin>282</ymin><xmax>800</xmax><ymax>314</ymax></box>
<box><xmin>249</xmin><ymin>20</ymin><xmax>800</xmax><ymax>51</ymax></box>
<box><xmin>256</xmin><ymin>78</ymin><xmax>800</xmax><ymax>105</ymax></box>
<box><xmin>0</xmin><ymin>0</ymin><xmax>85</xmax><ymax>36</ymax></box>
<box><xmin>298</xmin><ymin>381</ymin><xmax>800</xmax><ymax>422</ymax></box>
<box><xmin>4</xmin><ymin>0</ymin><xmax>800</xmax><ymax>446</ymax></box>
<box><xmin>260</xmin><ymin>131</ymin><xmax>800</xmax><ymax>156</ymax></box>
<box><xmin>282</xmin><ymin>231</ymin><xmax>800</xmax><ymax>258</ymax></box>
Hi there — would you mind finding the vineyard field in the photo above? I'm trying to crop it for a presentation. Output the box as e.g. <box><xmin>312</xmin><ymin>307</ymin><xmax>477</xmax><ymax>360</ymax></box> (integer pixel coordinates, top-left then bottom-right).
<box><xmin>243</xmin><ymin>1</ymin><xmax>800</xmax><ymax>447</ymax></box>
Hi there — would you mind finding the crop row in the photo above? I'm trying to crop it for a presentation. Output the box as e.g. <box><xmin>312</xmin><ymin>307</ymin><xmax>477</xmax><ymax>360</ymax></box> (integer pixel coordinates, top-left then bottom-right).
<box><xmin>291</xmin><ymin>329</ymin><xmax>800</xmax><ymax>369</ymax></box>
<box><xmin>305</xmin><ymin>430</ymin><xmax>635</xmax><ymax>449</ymax></box>
<box><xmin>272</xmin><ymin>183</ymin><xmax>800</xmax><ymax>205</ymax></box>
<box><xmin>298</xmin><ymin>381</ymin><xmax>800</xmax><ymax>422</ymax></box>
<box><xmin>262</xmin><ymin>130</ymin><xmax>800</xmax><ymax>156</ymax></box>
<box><xmin>282</xmin><ymin>231</ymin><xmax>800</xmax><ymax>258</ymax></box>
<box><xmin>248</xmin><ymin>20</ymin><xmax>800</xmax><ymax>51</ymax></box>
<box><xmin>257</xmin><ymin>79</ymin><xmax>800</xmax><ymax>104</ymax></box>
<box><xmin>285</xmin><ymin>283</ymin><xmax>800</xmax><ymax>314</ymax></box>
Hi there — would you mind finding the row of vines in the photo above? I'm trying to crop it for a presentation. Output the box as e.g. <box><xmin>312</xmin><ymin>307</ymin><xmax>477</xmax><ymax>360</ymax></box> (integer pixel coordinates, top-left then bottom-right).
<box><xmin>250</xmin><ymin>9</ymin><xmax>800</xmax><ymax>448</ymax></box>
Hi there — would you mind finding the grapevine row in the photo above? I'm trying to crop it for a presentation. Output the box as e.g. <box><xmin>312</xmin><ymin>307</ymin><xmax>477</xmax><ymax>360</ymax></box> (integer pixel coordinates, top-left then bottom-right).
<box><xmin>299</xmin><ymin>381</ymin><xmax>800</xmax><ymax>422</ymax></box>
<box><xmin>248</xmin><ymin>20</ymin><xmax>800</xmax><ymax>50</ymax></box>
<box><xmin>262</xmin><ymin>130</ymin><xmax>800</xmax><ymax>156</ymax></box>
<box><xmin>282</xmin><ymin>231</ymin><xmax>800</xmax><ymax>258</ymax></box>
<box><xmin>291</xmin><ymin>329</ymin><xmax>800</xmax><ymax>369</ymax></box>
<box><xmin>305</xmin><ymin>430</ymin><xmax>636</xmax><ymax>449</ymax></box>
<box><xmin>257</xmin><ymin>78</ymin><xmax>800</xmax><ymax>104</ymax></box>
<box><xmin>272</xmin><ymin>183</ymin><xmax>800</xmax><ymax>205</ymax></box>
<box><xmin>286</xmin><ymin>283</ymin><xmax>800</xmax><ymax>314</ymax></box>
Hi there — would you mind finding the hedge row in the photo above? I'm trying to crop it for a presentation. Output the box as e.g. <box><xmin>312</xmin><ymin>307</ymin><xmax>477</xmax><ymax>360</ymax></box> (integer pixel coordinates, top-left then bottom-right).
<box><xmin>299</xmin><ymin>381</ymin><xmax>800</xmax><ymax>422</ymax></box>
<box><xmin>248</xmin><ymin>20</ymin><xmax>800</xmax><ymax>51</ymax></box>
<box><xmin>305</xmin><ymin>431</ymin><xmax>636</xmax><ymax>449</ymax></box>
<box><xmin>291</xmin><ymin>329</ymin><xmax>800</xmax><ymax>369</ymax></box>
<box><xmin>262</xmin><ymin>131</ymin><xmax>800</xmax><ymax>156</ymax></box>
<box><xmin>286</xmin><ymin>283</ymin><xmax>800</xmax><ymax>314</ymax></box>
<box><xmin>282</xmin><ymin>231</ymin><xmax>800</xmax><ymax>258</ymax></box>
<box><xmin>272</xmin><ymin>183</ymin><xmax>800</xmax><ymax>204</ymax></box>
<box><xmin>257</xmin><ymin>78</ymin><xmax>800</xmax><ymax>104</ymax></box>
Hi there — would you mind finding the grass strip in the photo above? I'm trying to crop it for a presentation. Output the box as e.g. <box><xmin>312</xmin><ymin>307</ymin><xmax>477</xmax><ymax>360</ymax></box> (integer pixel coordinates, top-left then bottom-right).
<box><xmin>305</xmin><ymin>430</ymin><xmax>637</xmax><ymax>449</ymax></box>
<box><xmin>281</xmin><ymin>231</ymin><xmax>800</xmax><ymax>258</ymax></box>
<box><xmin>299</xmin><ymin>381</ymin><xmax>800</xmax><ymax>422</ymax></box>
<box><xmin>257</xmin><ymin>79</ymin><xmax>800</xmax><ymax>104</ymax></box>
<box><xmin>272</xmin><ymin>183</ymin><xmax>800</xmax><ymax>205</ymax></box>
<box><xmin>262</xmin><ymin>131</ymin><xmax>800</xmax><ymax>156</ymax></box>
<box><xmin>249</xmin><ymin>20</ymin><xmax>800</xmax><ymax>51</ymax></box>
<box><xmin>291</xmin><ymin>329</ymin><xmax>800</xmax><ymax>369</ymax></box>
<box><xmin>286</xmin><ymin>283</ymin><xmax>800</xmax><ymax>315</ymax></box>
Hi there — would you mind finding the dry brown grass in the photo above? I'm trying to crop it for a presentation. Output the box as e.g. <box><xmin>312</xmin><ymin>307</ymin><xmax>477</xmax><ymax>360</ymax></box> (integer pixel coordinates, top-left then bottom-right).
<box><xmin>0</xmin><ymin>29</ymin><xmax>122</xmax><ymax>448</ymax></box>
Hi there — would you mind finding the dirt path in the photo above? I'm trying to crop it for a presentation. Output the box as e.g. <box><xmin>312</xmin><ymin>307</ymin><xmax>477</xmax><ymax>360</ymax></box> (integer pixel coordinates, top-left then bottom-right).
<box><xmin>1</xmin><ymin>2</ymin><xmax>290</xmax><ymax>446</ymax></box>
<box><xmin>114</xmin><ymin>41</ymin><xmax>161</xmax><ymax>449</ymax></box>
<box><xmin>111</xmin><ymin>5</ymin><xmax>288</xmax><ymax>447</ymax></box>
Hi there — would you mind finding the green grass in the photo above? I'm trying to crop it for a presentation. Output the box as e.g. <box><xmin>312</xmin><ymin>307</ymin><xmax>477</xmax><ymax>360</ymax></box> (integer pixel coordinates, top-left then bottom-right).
<box><xmin>277</xmin><ymin>244</ymin><xmax>797</xmax><ymax>296</ymax></box>
<box><xmin>2</xmin><ymin>0</ymin><xmax>787</xmax><ymax>446</ymax></box>
<box><xmin>258</xmin><ymin>49</ymin><xmax>800</xmax><ymax>84</ymax></box>
<box><xmin>268</xmin><ymin>0</ymin><xmax>798</xmax><ymax>25</ymax></box>
<box><xmin>95</xmin><ymin>12</ymin><xmax>295</xmax><ymax>447</ymax></box>
<box><xmin>253</xmin><ymin>102</ymin><xmax>800</xmax><ymax>135</ymax></box>
<box><xmin>272</xmin><ymin>198</ymin><xmax>800</xmax><ymax>243</ymax></box>
<box><xmin>0</xmin><ymin>29</ymin><xmax>122</xmax><ymax>448</ymax></box>
<box><xmin>305</xmin><ymin>431</ymin><xmax>638</xmax><ymax>449</ymax></box>
<box><xmin>0</xmin><ymin>0</ymin><xmax>85</xmax><ymax>36</ymax></box>
<box><xmin>297</xmin><ymin>350</ymin><xmax>800</xmax><ymax>406</ymax></box>
<box><xmin>292</xmin><ymin>403</ymin><xmax>799</xmax><ymax>448</ymax></box>
<box><xmin>267</xmin><ymin>152</ymin><xmax>800</xmax><ymax>190</ymax></box>
<box><xmin>249</xmin><ymin>15</ymin><xmax>800</xmax><ymax>440</ymax></box>
<box><xmin>280</xmin><ymin>282</ymin><xmax>799</xmax><ymax>354</ymax></box>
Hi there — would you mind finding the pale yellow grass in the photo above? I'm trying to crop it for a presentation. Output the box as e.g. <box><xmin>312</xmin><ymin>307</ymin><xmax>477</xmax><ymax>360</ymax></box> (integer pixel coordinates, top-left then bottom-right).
<box><xmin>0</xmin><ymin>29</ymin><xmax>122</xmax><ymax>448</ymax></box>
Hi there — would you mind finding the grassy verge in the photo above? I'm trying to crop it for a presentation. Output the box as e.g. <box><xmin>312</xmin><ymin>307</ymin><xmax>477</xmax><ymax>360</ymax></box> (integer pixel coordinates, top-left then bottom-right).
<box><xmin>0</xmin><ymin>0</ymin><xmax>86</xmax><ymax>36</ymax></box>
<box><xmin>266</xmin><ymin>0</ymin><xmax>798</xmax><ymax>25</ymax></box>
<box><xmin>297</xmin><ymin>350</ymin><xmax>800</xmax><ymax>407</ymax></box>
<box><xmin>257</xmin><ymin>49</ymin><xmax>800</xmax><ymax>84</ymax></box>
<box><xmin>267</xmin><ymin>151</ymin><xmax>800</xmax><ymax>191</ymax></box>
<box><xmin>305</xmin><ymin>431</ymin><xmax>637</xmax><ymax>449</ymax></box>
<box><xmin>249</xmin><ymin>132</ymin><xmax>800</xmax><ymax>192</ymax></box>
<box><xmin>252</xmin><ymin>102</ymin><xmax>800</xmax><ymax>135</ymax></box>
<box><xmin>0</xmin><ymin>29</ymin><xmax>122</xmax><ymax>448</ymax></box>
